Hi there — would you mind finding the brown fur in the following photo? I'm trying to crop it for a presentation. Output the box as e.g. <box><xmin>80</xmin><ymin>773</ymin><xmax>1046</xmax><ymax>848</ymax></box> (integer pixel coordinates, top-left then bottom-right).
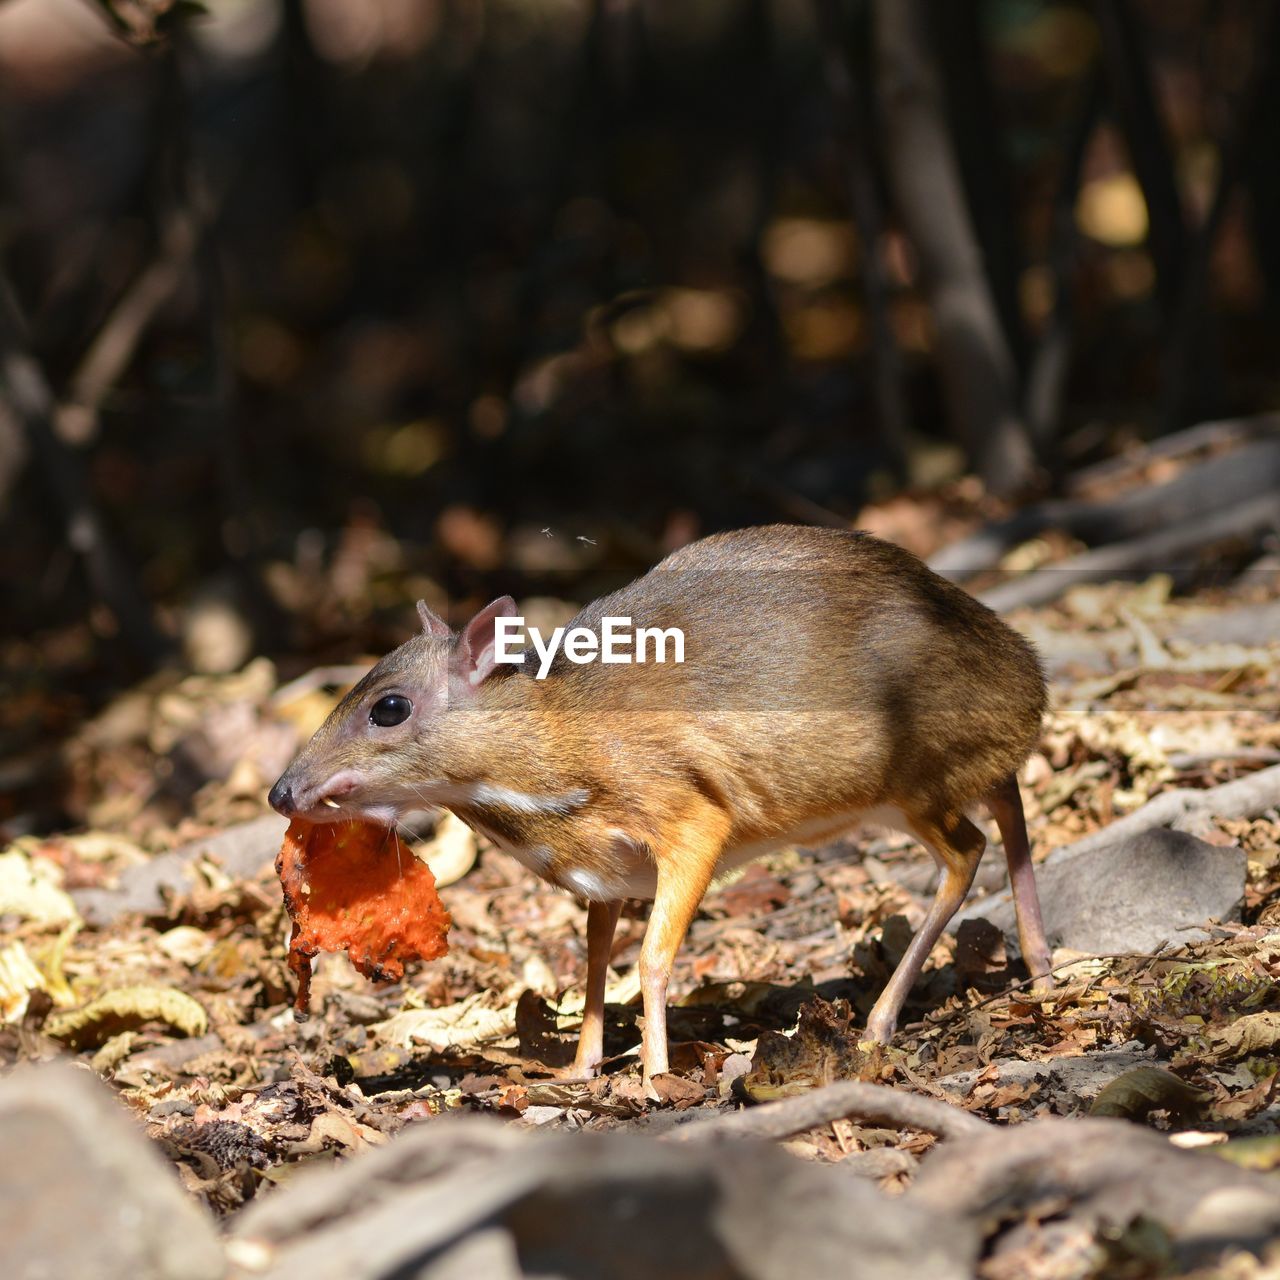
<box><xmin>271</xmin><ymin>526</ymin><xmax>1050</xmax><ymax>1076</ymax></box>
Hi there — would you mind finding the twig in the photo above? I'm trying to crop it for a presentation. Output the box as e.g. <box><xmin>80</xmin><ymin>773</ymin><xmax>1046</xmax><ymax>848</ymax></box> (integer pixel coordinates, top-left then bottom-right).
<box><xmin>53</xmin><ymin>201</ymin><xmax>203</xmax><ymax>445</ymax></box>
<box><xmin>1168</xmin><ymin>748</ymin><xmax>1280</xmax><ymax>771</ymax></box>
<box><xmin>1066</xmin><ymin>413</ymin><xmax>1279</xmax><ymax>496</ymax></box>
<box><xmin>0</xmin><ymin>278</ymin><xmax>164</xmax><ymax>657</ymax></box>
<box><xmin>270</xmin><ymin>664</ymin><xmax>374</xmax><ymax>707</ymax></box>
<box><xmin>929</xmin><ymin>425</ymin><xmax>1280</xmax><ymax>580</ymax></box>
<box><xmin>919</xmin><ymin>947</ymin><xmax>1171</xmax><ymax>1033</ymax></box>
<box><xmin>975</xmin><ymin>489</ymin><xmax>1280</xmax><ymax>612</ymax></box>
<box><xmin>665</xmin><ymin>1078</ymin><xmax>989</xmax><ymax>1145</ymax></box>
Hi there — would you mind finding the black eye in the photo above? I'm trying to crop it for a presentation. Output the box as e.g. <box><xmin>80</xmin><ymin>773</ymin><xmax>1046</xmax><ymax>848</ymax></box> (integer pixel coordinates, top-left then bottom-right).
<box><xmin>370</xmin><ymin>694</ymin><xmax>412</xmax><ymax>727</ymax></box>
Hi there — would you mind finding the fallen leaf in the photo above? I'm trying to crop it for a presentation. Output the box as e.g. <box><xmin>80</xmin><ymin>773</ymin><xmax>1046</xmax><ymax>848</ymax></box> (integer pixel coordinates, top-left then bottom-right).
<box><xmin>44</xmin><ymin>985</ymin><xmax>209</xmax><ymax>1050</ymax></box>
<box><xmin>1089</xmin><ymin>1066</ymin><xmax>1210</xmax><ymax>1119</ymax></box>
<box><xmin>0</xmin><ymin>941</ymin><xmax>47</xmax><ymax>1024</ymax></box>
<box><xmin>374</xmin><ymin>992</ymin><xmax>515</xmax><ymax>1052</ymax></box>
<box><xmin>648</xmin><ymin>1073</ymin><xmax>706</xmax><ymax>1109</ymax></box>
<box><xmin>0</xmin><ymin>850</ymin><xmax>79</xmax><ymax>925</ymax></box>
<box><xmin>291</xmin><ymin>1112</ymin><xmax>364</xmax><ymax>1154</ymax></box>
<box><xmin>1214</xmin><ymin>1071</ymin><xmax>1280</xmax><ymax>1122</ymax></box>
<box><xmin>1203</xmin><ymin>1011</ymin><xmax>1280</xmax><ymax>1060</ymax></box>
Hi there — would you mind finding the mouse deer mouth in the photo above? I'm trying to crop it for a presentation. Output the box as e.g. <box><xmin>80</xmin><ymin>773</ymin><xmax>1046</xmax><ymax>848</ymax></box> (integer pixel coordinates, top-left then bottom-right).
<box><xmin>271</xmin><ymin>767</ymin><xmax>401</xmax><ymax>827</ymax></box>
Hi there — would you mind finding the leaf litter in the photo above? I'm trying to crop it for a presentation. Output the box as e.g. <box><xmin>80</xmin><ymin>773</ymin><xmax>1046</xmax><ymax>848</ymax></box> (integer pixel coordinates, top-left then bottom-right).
<box><xmin>3</xmin><ymin>567</ymin><xmax>1280</xmax><ymax>1276</ymax></box>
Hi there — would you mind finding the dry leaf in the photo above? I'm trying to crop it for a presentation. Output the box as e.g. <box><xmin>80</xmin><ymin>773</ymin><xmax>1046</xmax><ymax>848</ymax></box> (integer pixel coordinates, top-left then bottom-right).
<box><xmin>44</xmin><ymin>985</ymin><xmax>209</xmax><ymax>1050</ymax></box>
<box><xmin>0</xmin><ymin>851</ymin><xmax>79</xmax><ymax>926</ymax></box>
<box><xmin>373</xmin><ymin>992</ymin><xmax>516</xmax><ymax>1052</ymax></box>
<box><xmin>1204</xmin><ymin>1011</ymin><xmax>1280</xmax><ymax>1061</ymax></box>
<box><xmin>0</xmin><ymin>941</ymin><xmax>47</xmax><ymax>1023</ymax></box>
<box><xmin>1089</xmin><ymin>1066</ymin><xmax>1210</xmax><ymax>1119</ymax></box>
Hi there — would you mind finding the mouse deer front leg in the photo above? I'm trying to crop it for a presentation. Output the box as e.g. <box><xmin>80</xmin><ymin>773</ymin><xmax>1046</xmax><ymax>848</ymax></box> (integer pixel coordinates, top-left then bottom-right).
<box><xmin>638</xmin><ymin>800</ymin><xmax>731</xmax><ymax>1083</ymax></box>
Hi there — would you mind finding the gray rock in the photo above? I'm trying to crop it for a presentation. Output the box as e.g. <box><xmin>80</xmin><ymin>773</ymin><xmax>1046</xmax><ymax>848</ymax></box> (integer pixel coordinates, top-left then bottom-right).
<box><xmin>233</xmin><ymin>1117</ymin><xmax>978</xmax><ymax>1280</ymax></box>
<box><xmin>0</xmin><ymin>1063</ymin><xmax>224</xmax><ymax>1280</ymax></box>
<box><xmin>958</xmin><ymin>827</ymin><xmax>1246</xmax><ymax>955</ymax></box>
<box><xmin>71</xmin><ymin>814</ymin><xmax>285</xmax><ymax>925</ymax></box>
<box><xmin>937</xmin><ymin>1044</ymin><xmax>1160</xmax><ymax>1111</ymax></box>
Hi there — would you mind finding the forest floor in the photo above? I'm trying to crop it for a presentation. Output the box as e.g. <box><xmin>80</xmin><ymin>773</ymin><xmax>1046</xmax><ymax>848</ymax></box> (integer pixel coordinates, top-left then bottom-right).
<box><xmin>3</xmin><ymin>558</ymin><xmax>1280</xmax><ymax>1275</ymax></box>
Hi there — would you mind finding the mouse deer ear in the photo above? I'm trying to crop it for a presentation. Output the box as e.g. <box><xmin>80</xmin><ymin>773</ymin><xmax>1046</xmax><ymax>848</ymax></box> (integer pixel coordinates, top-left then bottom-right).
<box><xmin>453</xmin><ymin>596</ymin><xmax>520</xmax><ymax>687</ymax></box>
<box><xmin>416</xmin><ymin>599</ymin><xmax>451</xmax><ymax>638</ymax></box>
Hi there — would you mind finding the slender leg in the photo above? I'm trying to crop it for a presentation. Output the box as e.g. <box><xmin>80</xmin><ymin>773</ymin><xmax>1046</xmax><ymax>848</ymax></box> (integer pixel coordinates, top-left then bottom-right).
<box><xmin>572</xmin><ymin>899</ymin><xmax>622</xmax><ymax>1075</ymax></box>
<box><xmin>987</xmin><ymin>772</ymin><xmax>1053</xmax><ymax>989</ymax></box>
<box><xmin>864</xmin><ymin>812</ymin><xmax>985</xmax><ymax>1043</ymax></box>
<box><xmin>638</xmin><ymin>805</ymin><xmax>730</xmax><ymax>1082</ymax></box>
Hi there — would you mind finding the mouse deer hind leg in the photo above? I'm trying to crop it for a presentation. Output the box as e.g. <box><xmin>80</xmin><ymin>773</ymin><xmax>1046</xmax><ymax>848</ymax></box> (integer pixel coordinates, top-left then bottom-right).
<box><xmin>987</xmin><ymin>772</ymin><xmax>1053</xmax><ymax>991</ymax></box>
<box><xmin>863</xmin><ymin>810</ymin><xmax>985</xmax><ymax>1044</ymax></box>
<box><xmin>572</xmin><ymin>899</ymin><xmax>623</xmax><ymax>1076</ymax></box>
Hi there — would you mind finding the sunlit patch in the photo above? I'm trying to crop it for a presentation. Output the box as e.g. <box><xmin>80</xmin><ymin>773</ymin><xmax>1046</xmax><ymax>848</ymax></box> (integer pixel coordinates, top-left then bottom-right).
<box><xmin>761</xmin><ymin>217</ymin><xmax>857</xmax><ymax>287</ymax></box>
<box><xmin>1077</xmin><ymin>172</ymin><xmax>1149</xmax><ymax>247</ymax></box>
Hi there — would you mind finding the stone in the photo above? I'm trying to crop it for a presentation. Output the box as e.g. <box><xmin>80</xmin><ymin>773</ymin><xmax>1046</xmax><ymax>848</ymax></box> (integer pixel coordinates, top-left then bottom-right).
<box><xmin>958</xmin><ymin>827</ymin><xmax>1246</xmax><ymax>956</ymax></box>
<box><xmin>71</xmin><ymin>814</ymin><xmax>285</xmax><ymax>926</ymax></box>
<box><xmin>0</xmin><ymin>1063</ymin><xmax>224</xmax><ymax>1280</ymax></box>
<box><xmin>233</xmin><ymin>1118</ymin><xmax>978</xmax><ymax>1280</ymax></box>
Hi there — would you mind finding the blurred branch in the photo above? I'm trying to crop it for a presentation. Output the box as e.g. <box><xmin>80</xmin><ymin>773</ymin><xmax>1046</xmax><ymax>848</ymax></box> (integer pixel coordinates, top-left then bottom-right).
<box><xmin>734</xmin><ymin>0</ymin><xmax>788</xmax><ymax>430</ymax></box>
<box><xmin>930</xmin><ymin>417</ymin><xmax>1280</xmax><ymax>580</ymax></box>
<box><xmin>595</xmin><ymin>0</ymin><xmax>646</xmax><ymax>101</ymax></box>
<box><xmin>1</xmin><ymin>12</ymin><xmax>218</xmax><ymax>658</ymax></box>
<box><xmin>0</xmin><ymin>277</ymin><xmax>164</xmax><ymax>657</ymax></box>
<box><xmin>54</xmin><ymin>198</ymin><xmax>203</xmax><ymax>445</ymax></box>
<box><xmin>1066</xmin><ymin>413</ymin><xmax>1278</xmax><ymax>495</ymax></box>
<box><xmin>86</xmin><ymin>0</ymin><xmax>207</xmax><ymax>49</ymax></box>
<box><xmin>1244</xmin><ymin>16</ymin><xmax>1280</xmax><ymax>323</ymax></box>
<box><xmin>812</xmin><ymin>0</ymin><xmax>909</xmax><ymax>478</ymax></box>
<box><xmin>976</xmin><ymin>489</ymin><xmax>1280</xmax><ymax>613</ymax></box>
<box><xmin>872</xmin><ymin>0</ymin><xmax>1035</xmax><ymax>495</ymax></box>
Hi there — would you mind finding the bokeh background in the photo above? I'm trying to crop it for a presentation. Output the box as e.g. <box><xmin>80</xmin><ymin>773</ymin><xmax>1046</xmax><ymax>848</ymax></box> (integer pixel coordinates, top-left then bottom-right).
<box><xmin>2</xmin><ymin>0</ymin><xmax>1278</xmax><ymax>832</ymax></box>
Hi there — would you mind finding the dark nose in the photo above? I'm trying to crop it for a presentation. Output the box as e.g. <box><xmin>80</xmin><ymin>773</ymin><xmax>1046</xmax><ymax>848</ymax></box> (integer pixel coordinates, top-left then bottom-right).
<box><xmin>268</xmin><ymin>777</ymin><xmax>295</xmax><ymax>816</ymax></box>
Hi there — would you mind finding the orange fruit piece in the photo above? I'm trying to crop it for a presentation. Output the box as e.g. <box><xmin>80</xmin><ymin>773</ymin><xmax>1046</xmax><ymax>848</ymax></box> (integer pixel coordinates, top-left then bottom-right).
<box><xmin>276</xmin><ymin>818</ymin><xmax>451</xmax><ymax>1018</ymax></box>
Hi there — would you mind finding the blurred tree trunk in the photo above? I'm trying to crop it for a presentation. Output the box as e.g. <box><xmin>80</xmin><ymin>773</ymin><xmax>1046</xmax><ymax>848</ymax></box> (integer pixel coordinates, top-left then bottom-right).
<box><xmin>1025</xmin><ymin>68</ymin><xmax>1103</xmax><ymax>459</ymax></box>
<box><xmin>812</xmin><ymin>0</ymin><xmax>909</xmax><ymax>479</ymax></box>
<box><xmin>872</xmin><ymin>0</ymin><xmax>1034</xmax><ymax>495</ymax></box>
<box><xmin>1245</xmin><ymin>64</ymin><xmax>1280</xmax><ymax>327</ymax></box>
<box><xmin>931</xmin><ymin>0</ymin><xmax>1027</xmax><ymax>376</ymax></box>
<box><xmin>1095</xmin><ymin>0</ymin><xmax>1186</xmax><ymax>316</ymax></box>
<box><xmin>1095</xmin><ymin>0</ymin><xmax>1220</xmax><ymax>428</ymax></box>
